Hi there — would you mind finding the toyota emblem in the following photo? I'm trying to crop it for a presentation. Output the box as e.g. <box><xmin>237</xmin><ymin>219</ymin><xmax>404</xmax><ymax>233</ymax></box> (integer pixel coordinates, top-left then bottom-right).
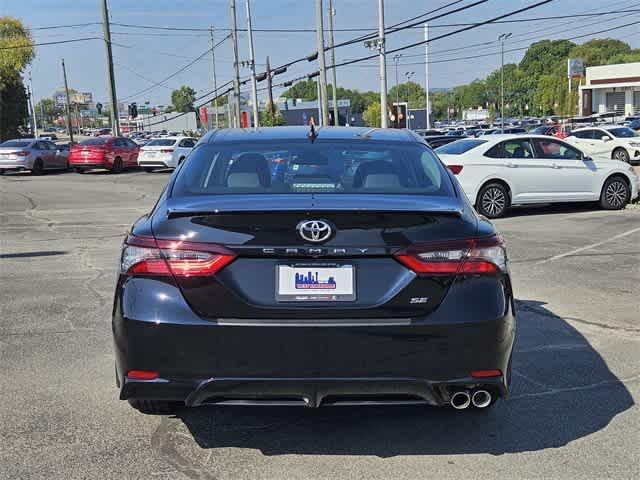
<box><xmin>297</xmin><ymin>220</ymin><xmax>332</xmax><ymax>243</ymax></box>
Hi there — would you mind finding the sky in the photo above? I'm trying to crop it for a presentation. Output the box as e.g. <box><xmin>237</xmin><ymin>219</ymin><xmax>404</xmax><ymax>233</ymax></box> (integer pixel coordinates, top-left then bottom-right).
<box><xmin>3</xmin><ymin>0</ymin><xmax>640</xmax><ymax>107</ymax></box>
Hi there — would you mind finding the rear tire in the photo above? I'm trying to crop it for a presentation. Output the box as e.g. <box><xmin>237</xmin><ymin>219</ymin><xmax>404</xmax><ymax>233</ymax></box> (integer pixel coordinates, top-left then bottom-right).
<box><xmin>111</xmin><ymin>157</ymin><xmax>123</xmax><ymax>174</ymax></box>
<box><xmin>74</xmin><ymin>168</ymin><xmax>84</xmax><ymax>174</ymax></box>
<box><xmin>612</xmin><ymin>148</ymin><xmax>630</xmax><ymax>163</ymax></box>
<box><xmin>127</xmin><ymin>399</ymin><xmax>181</xmax><ymax>415</ymax></box>
<box><xmin>31</xmin><ymin>158</ymin><xmax>44</xmax><ymax>175</ymax></box>
<box><xmin>143</xmin><ymin>167</ymin><xmax>155</xmax><ymax>173</ymax></box>
<box><xmin>476</xmin><ymin>182</ymin><xmax>509</xmax><ymax>218</ymax></box>
<box><xmin>600</xmin><ymin>175</ymin><xmax>630</xmax><ymax>210</ymax></box>
<box><xmin>0</xmin><ymin>169</ymin><xmax>5</xmax><ymax>175</ymax></box>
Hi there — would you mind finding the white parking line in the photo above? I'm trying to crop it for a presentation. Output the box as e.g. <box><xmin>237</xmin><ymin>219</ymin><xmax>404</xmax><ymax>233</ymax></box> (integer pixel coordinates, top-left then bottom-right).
<box><xmin>536</xmin><ymin>226</ymin><xmax>640</xmax><ymax>264</ymax></box>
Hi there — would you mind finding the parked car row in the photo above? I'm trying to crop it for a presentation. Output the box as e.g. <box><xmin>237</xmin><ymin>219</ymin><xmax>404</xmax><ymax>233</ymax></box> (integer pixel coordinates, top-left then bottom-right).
<box><xmin>0</xmin><ymin>135</ymin><xmax>197</xmax><ymax>175</ymax></box>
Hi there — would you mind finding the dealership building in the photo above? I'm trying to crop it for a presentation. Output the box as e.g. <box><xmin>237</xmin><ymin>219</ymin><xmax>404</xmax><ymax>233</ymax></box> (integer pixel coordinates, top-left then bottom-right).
<box><xmin>579</xmin><ymin>62</ymin><xmax>640</xmax><ymax>117</ymax></box>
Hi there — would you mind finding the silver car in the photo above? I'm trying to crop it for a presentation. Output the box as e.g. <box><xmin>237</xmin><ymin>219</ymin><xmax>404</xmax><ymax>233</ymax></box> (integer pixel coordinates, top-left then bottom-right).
<box><xmin>0</xmin><ymin>139</ymin><xmax>69</xmax><ymax>175</ymax></box>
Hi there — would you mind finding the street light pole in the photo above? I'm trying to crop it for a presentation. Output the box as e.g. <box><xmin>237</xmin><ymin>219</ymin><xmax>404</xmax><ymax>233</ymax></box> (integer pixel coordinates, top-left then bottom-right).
<box><xmin>393</xmin><ymin>54</ymin><xmax>401</xmax><ymax>128</ymax></box>
<box><xmin>328</xmin><ymin>0</ymin><xmax>339</xmax><ymax>126</ymax></box>
<box><xmin>101</xmin><ymin>0</ymin><xmax>120</xmax><ymax>136</ymax></box>
<box><xmin>27</xmin><ymin>72</ymin><xmax>38</xmax><ymax>138</ymax></box>
<box><xmin>245</xmin><ymin>0</ymin><xmax>259</xmax><ymax>128</ymax></box>
<box><xmin>61</xmin><ymin>59</ymin><xmax>74</xmax><ymax>144</ymax></box>
<box><xmin>424</xmin><ymin>23</ymin><xmax>430</xmax><ymax>129</ymax></box>
<box><xmin>230</xmin><ymin>0</ymin><xmax>242</xmax><ymax>127</ymax></box>
<box><xmin>498</xmin><ymin>32</ymin><xmax>511</xmax><ymax>130</ymax></box>
<box><xmin>377</xmin><ymin>0</ymin><xmax>388</xmax><ymax>128</ymax></box>
<box><xmin>315</xmin><ymin>0</ymin><xmax>329</xmax><ymax>127</ymax></box>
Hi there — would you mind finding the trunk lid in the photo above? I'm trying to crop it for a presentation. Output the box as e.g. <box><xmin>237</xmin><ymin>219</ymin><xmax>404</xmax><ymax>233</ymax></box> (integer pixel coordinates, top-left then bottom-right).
<box><xmin>150</xmin><ymin>194</ymin><xmax>478</xmax><ymax>320</ymax></box>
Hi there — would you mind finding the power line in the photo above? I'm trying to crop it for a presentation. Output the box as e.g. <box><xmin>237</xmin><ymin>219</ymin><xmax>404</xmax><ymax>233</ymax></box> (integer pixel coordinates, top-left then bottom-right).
<box><xmin>329</xmin><ymin>0</ymin><xmax>555</xmax><ymax>70</ymax></box>
<box><xmin>30</xmin><ymin>7</ymin><xmax>640</xmax><ymax>34</ymax></box>
<box><xmin>345</xmin><ymin>19</ymin><xmax>640</xmax><ymax>69</ymax></box>
<box><xmin>0</xmin><ymin>37</ymin><xmax>101</xmax><ymax>49</ymax></box>
<box><xmin>119</xmin><ymin>33</ymin><xmax>231</xmax><ymax>101</ymax></box>
<box><xmin>398</xmin><ymin>3</ymin><xmax>640</xmax><ymax>61</ymax></box>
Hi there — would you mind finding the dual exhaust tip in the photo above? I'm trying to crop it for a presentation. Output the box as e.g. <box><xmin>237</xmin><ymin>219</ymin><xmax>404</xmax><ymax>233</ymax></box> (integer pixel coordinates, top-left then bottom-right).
<box><xmin>450</xmin><ymin>389</ymin><xmax>492</xmax><ymax>410</ymax></box>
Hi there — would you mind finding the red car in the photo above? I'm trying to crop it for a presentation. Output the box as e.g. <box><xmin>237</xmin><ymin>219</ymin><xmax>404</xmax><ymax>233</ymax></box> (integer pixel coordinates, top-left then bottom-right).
<box><xmin>69</xmin><ymin>137</ymin><xmax>139</xmax><ymax>173</ymax></box>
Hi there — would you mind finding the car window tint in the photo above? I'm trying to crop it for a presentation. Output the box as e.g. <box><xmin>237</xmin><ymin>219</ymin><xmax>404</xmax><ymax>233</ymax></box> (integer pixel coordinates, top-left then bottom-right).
<box><xmin>533</xmin><ymin>139</ymin><xmax>581</xmax><ymax>160</ymax></box>
<box><xmin>172</xmin><ymin>140</ymin><xmax>454</xmax><ymax>197</ymax></box>
<box><xmin>484</xmin><ymin>143</ymin><xmax>502</xmax><ymax>158</ymax></box>
<box><xmin>499</xmin><ymin>139</ymin><xmax>534</xmax><ymax>159</ymax></box>
<box><xmin>572</xmin><ymin>130</ymin><xmax>591</xmax><ymax>139</ymax></box>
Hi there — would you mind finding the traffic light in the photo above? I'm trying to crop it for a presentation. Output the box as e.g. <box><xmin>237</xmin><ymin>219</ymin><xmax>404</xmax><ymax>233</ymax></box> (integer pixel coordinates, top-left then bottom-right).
<box><xmin>96</xmin><ymin>102</ymin><xmax>103</xmax><ymax>114</ymax></box>
<box><xmin>130</xmin><ymin>103</ymin><xmax>138</xmax><ymax>119</ymax></box>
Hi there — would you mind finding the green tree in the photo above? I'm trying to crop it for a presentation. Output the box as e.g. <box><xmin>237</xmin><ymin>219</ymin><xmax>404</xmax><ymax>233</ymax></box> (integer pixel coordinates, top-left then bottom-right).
<box><xmin>519</xmin><ymin>40</ymin><xmax>576</xmax><ymax>78</ymax></box>
<box><xmin>388</xmin><ymin>81</ymin><xmax>426</xmax><ymax>109</ymax></box>
<box><xmin>363</xmin><ymin>101</ymin><xmax>381</xmax><ymax>127</ymax></box>
<box><xmin>34</xmin><ymin>98</ymin><xmax>61</xmax><ymax>126</ymax></box>
<box><xmin>261</xmin><ymin>102</ymin><xmax>285</xmax><ymax>126</ymax></box>
<box><xmin>170</xmin><ymin>85</ymin><xmax>196</xmax><ymax>113</ymax></box>
<box><xmin>0</xmin><ymin>17</ymin><xmax>35</xmax><ymax>140</ymax></box>
<box><xmin>569</xmin><ymin>39</ymin><xmax>631</xmax><ymax>67</ymax></box>
<box><xmin>281</xmin><ymin>79</ymin><xmax>317</xmax><ymax>101</ymax></box>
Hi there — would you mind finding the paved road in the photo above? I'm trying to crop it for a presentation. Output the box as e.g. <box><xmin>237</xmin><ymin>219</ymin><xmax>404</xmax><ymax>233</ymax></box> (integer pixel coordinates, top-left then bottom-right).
<box><xmin>1</xmin><ymin>170</ymin><xmax>638</xmax><ymax>480</ymax></box>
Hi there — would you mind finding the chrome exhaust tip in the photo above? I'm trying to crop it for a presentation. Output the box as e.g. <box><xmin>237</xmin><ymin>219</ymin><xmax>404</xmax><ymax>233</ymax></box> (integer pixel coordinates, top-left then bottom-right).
<box><xmin>471</xmin><ymin>389</ymin><xmax>492</xmax><ymax>408</ymax></box>
<box><xmin>450</xmin><ymin>390</ymin><xmax>471</xmax><ymax>410</ymax></box>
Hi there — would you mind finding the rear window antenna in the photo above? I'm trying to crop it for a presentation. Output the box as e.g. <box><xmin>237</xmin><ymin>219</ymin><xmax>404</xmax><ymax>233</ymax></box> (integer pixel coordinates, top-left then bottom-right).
<box><xmin>308</xmin><ymin>118</ymin><xmax>318</xmax><ymax>143</ymax></box>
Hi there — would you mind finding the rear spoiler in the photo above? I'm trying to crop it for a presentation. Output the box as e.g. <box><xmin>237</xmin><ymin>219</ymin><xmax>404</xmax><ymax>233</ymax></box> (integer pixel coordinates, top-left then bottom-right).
<box><xmin>166</xmin><ymin>195</ymin><xmax>464</xmax><ymax>218</ymax></box>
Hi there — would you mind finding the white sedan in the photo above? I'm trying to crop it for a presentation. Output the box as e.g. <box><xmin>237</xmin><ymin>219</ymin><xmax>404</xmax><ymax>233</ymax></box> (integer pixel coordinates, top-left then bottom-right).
<box><xmin>564</xmin><ymin>125</ymin><xmax>640</xmax><ymax>164</ymax></box>
<box><xmin>137</xmin><ymin>137</ymin><xmax>197</xmax><ymax>172</ymax></box>
<box><xmin>435</xmin><ymin>135</ymin><xmax>638</xmax><ymax>218</ymax></box>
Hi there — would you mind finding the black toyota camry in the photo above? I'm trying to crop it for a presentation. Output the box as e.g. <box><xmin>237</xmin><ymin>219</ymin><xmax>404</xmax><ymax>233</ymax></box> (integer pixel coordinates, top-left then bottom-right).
<box><xmin>113</xmin><ymin>126</ymin><xmax>515</xmax><ymax>414</ymax></box>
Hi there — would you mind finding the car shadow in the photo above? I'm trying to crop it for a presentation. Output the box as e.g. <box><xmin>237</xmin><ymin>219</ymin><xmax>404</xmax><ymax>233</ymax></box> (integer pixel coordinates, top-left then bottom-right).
<box><xmin>0</xmin><ymin>250</ymin><xmax>67</xmax><ymax>259</ymax></box>
<box><xmin>504</xmin><ymin>202</ymin><xmax>604</xmax><ymax>217</ymax></box>
<box><xmin>173</xmin><ymin>299</ymin><xmax>634</xmax><ymax>457</ymax></box>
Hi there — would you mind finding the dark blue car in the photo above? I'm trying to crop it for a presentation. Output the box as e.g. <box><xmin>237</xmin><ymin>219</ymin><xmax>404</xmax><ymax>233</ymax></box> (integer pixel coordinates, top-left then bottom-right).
<box><xmin>113</xmin><ymin>126</ymin><xmax>515</xmax><ymax>414</ymax></box>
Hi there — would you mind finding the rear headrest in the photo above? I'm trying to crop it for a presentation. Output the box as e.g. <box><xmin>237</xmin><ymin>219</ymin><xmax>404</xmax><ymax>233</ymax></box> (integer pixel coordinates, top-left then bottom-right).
<box><xmin>352</xmin><ymin>160</ymin><xmax>400</xmax><ymax>188</ymax></box>
<box><xmin>226</xmin><ymin>153</ymin><xmax>271</xmax><ymax>188</ymax></box>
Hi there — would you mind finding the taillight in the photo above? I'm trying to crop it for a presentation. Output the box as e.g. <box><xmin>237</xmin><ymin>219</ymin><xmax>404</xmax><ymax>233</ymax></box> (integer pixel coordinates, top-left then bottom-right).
<box><xmin>121</xmin><ymin>235</ymin><xmax>236</xmax><ymax>277</ymax></box>
<box><xmin>16</xmin><ymin>150</ymin><xmax>29</xmax><ymax>157</ymax></box>
<box><xmin>160</xmin><ymin>149</ymin><xmax>174</xmax><ymax>153</ymax></box>
<box><xmin>394</xmin><ymin>235</ymin><xmax>506</xmax><ymax>275</ymax></box>
<box><xmin>447</xmin><ymin>165</ymin><xmax>463</xmax><ymax>174</ymax></box>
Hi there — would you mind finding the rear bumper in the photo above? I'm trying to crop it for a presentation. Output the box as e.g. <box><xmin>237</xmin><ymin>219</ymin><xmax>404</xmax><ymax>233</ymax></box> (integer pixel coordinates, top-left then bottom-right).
<box><xmin>69</xmin><ymin>162</ymin><xmax>107</xmax><ymax>170</ymax></box>
<box><xmin>113</xmin><ymin>276</ymin><xmax>516</xmax><ymax>406</ymax></box>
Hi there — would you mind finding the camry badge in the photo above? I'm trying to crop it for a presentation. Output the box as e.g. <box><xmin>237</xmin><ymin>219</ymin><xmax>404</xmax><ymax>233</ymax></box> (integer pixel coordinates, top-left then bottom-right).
<box><xmin>297</xmin><ymin>220</ymin><xmax>332</xmax><ymax>243</ymax></box>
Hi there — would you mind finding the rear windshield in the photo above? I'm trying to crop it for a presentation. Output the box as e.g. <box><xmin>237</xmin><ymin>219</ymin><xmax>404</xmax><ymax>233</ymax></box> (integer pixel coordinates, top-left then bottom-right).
<box><xmin>80</xmin><ymin>138</ymin><xmax>108</xmax><ymax>145</ymax></box>
<box><xmin>171</xmin><ymin>140</ymin><xmax>454</xmax><ymax>197</ymax></box>
<box><xmin>1</xmin><ymin>140</ymin><xmax>31</xmax><ymax>147</ymax></box>
<box><xmin>146</xmin><ymin>139</ymin><xmax>177</xmax><ymax>146</ymax></box>
<box><xmin>435</xmin><ymin>139</ymin><xmax>486</xmax><ymax>154</ymax></box>
<box><xmin>608</xmin><ymin>127</ymin><xmax>637</xmax><ymax>138</ymax></box>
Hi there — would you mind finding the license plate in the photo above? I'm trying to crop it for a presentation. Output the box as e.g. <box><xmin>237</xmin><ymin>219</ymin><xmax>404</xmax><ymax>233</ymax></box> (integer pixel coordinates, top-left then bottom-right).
<box><xmin>146</xmin><ymin>152</ymin><xmax>156</xmax><ymax>157</ymax></box>
<box><xmin>276</xmin><ymin>264</ymin><xmax>355</xmax><ymax>302</ymax></box>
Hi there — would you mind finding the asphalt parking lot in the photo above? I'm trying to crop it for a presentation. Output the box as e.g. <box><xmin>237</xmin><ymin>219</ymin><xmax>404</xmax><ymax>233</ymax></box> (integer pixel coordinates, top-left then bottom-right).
<box><xmin>1</xmin><ymin>169</ymin><xmax>638</xmax><ymax>480</ymax></box>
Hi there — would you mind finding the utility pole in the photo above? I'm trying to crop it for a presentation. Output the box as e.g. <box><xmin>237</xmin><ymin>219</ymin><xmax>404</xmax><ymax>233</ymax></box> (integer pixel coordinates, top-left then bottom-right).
<box><xmin>498</xmin><ymin>33</ymin><xmax>512</xmax><ymax>130</ymax></box>
<box><xmin>210</xmin><ymin>26</ymin><xmax>219</xmax><ymax>128</ymax></box>
<box><xmin>377</xmin><ymin>0</ymin><xmax>388</xmax><ymax>128</ymax></box>
<box><xmin>230</xmin><ymin>0</ymin><xmax>242</xmax><ymax>127</ymax></box>
<box><xmin>317</xmin><ymin>78</ymin><xmax>322</xmax><ymax>125</ymax></box>
<box><xmin>328</xmin><ymin>0</ymin><xmax>339</xmax><ymax>126</ymax></box>
<box><xmin>245</xmin><ymin>0</ymin><xmax>259</xmax><ymax>128</ymax></box>
<box><xmin>424</xmin><ymin>23</ymin><xmax>430</xmax><ymax>129</ymax></box>
<box><xmin>27</xmin><ymin>72</ymin><xmax>38</xmax><ymax>138</ymax></box>
<box><xmin>393</xmin><ymin>54</ymin><xmax>401</xmax><ymax>128</ymax></box>
<box><xmin>315</xmin><ymin>0</ymin><xmax>329</xmax><ymax>127</ymax></box>
<box><xmin>101</xmin><ymin>0</ymin><xmax>120</xmax><ymax>136</ymax></box>
<box><xmin>265</xmin><ymin>56</ymin><xmax>274</xmax><ymax>120</ymax></box>
<box><xmin>61</xmin><ymin>59</ymin><xmax>74</xmax><ymax>143</ymax></box>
